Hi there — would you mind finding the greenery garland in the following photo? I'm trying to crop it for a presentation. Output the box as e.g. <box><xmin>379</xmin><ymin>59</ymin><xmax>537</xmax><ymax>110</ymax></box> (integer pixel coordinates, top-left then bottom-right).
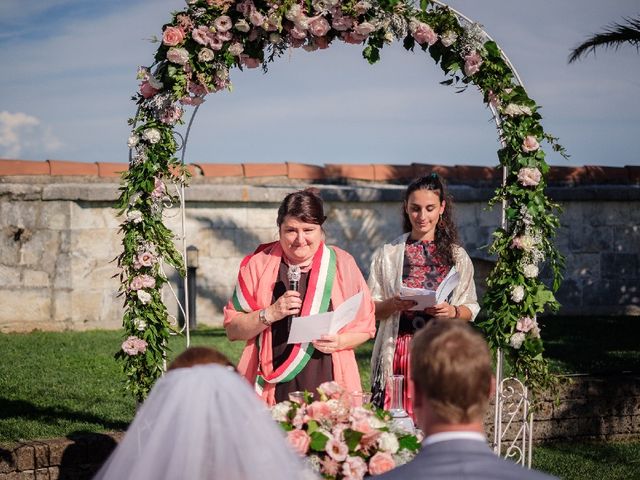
<box><xmin>117</xmin><ymin>0</ymin><xmax>565</xmax><ymax>401</ymax></box>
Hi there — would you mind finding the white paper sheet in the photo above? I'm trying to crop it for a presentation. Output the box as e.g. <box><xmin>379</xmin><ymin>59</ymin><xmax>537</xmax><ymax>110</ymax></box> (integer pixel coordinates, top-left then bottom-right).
<box><xmin>398</xmin><ymin>267</ymin><xmax>460</xmax><ymax>310</ymax></box>
<box><xmin>287</xmin><ymin>291</ymin><xmax>363</xmax><ymax>344</ymax></box>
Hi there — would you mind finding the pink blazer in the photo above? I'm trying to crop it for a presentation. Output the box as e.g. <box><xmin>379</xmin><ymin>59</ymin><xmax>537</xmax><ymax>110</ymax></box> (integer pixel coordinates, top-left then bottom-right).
<box><xmin>224</xmin><ymin>242</ymin><xmax>376</xmax><ymax>405</ymax></box>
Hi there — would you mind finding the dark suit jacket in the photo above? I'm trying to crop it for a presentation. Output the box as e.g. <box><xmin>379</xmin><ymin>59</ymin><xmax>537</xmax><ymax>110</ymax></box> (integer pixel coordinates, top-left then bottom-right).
<box><xmin>378</xmin><ymin>439</ymin><xmax>557</xmax><ymax>480</ymax></box>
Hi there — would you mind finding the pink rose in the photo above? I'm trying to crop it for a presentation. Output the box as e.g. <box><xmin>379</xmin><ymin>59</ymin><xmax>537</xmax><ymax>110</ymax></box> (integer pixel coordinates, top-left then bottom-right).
<box><xmin>121</xmin><ymin>336</ymin><xmax>147</xmax><ymax>355</ymax></box>
<box><xmin>522</xmin><ymin>135</ymin><xmax>540</xmax><ymax>153</ymax></box>
<box><xmin>134</xmin><ymin>337</ymin><xmax>148</xmax><ymax>353</ymax></box>
<box><xmin>368</xmin><ymin>452</ymin><xmax>396</xmax><ymax>476</ymax></box>
<box><xmin>351</xmin><ymin>419</ymin><xmax>374</xmax><ymax>435</ymax></box>
<box><xmin>325</xmin><ymin>438</ymin><xmax>349</xmax><ymax>461</ymax></box>
<box><xmin>286</xmin><ymin>429</ymin><xmax>311</xmax><ymax>456</ymax></box>
<box><xmin>131</xmin><ymin>274</ymin><xmax>156</xmax><ymax>290</ymax></box>
<box><xmin>130</xmin><ymin>276</ymin><xmax>145</xmax><ymax>291</ymax></box>
<box><xmin>134</xmin><ymin>251</ymin><xmax>156</xmax><ymax>269</ymax></box>
<box><xmin>464</xmin><ymin>51</ymin><xmax>483</xmax><ymax>76</ymax></box>
<box><xmin>308</xmin><ymin>16</ymin><xmax>330</xmax><ymax>37</ymax></box>
<box><xmin>217</xmin><ymin>30</ymin><xmax>233</xmax><ymax>42</ymax></box>
<box><xmin>321</xmin><ymin>457</ymin><xmax>340</xmax><ymax>477</ymax></box>
<box><xmin>249</xmin><ymin>9</ymin><xmax>265</xmax><ymax>27</ymax></box>
<box><xmin>290</xmin><ymin>25</ymin><xmax>308</xmax><ymax>40</ymax></box>
<box><xmin>208</xmin><ymin>36</ymin><xmax>224</xmax><ymax>51</ymax></box>
<box><xmin>214</xmin><ymin>15</ymin><xmax>233</xmax><ymax>32</ymax></box>
<box><xmin>411</xmin><ymin>21</ymin><xmax>437</xmax><ymax>45</ymax></box>
<box><xmin>516</xmin><ymin>316</ymin><xmax>535</xmax><ymax>333</ymax></box>
<box><xmin>332</xmin><ymin>15</ymin><xmax>354</xmax><ymax>31</ymax></box>
<box><xmin>341</xmin><ymin>31</ymin><xmax>367</xmax><ymax>44</ymax></box>
<box><xmin>236</xmin><ymin>0</ymin><xmax>253</xmax><ymax>16</ymax></box>
<box><xmin>342</xmin><ymin>456</ymin><xmax>367</xmax><ymax>480</ymax></box>
<box><xmin>139</xmin><ymin>81</ymin><xmax>159</xmax><ymax>99</ymax></box>
<box><xmin>517</xmin><ymin>167</ymin><xmax>542</xmax><ymax>187</ymax></box>
<box><xmin>167</xmin><ymin>47</ymin><xmax>190</xmax><ymax>65</ymax></box>
<box><xmin>240</xmin><ymin>54</ymin><xmax>261</xmax><ymax>68</ymax></box>
<box><xmin>228</xmin><ymin>42</ymin><xmax>244</xmax><ymax>56</ymax></box>
<box><xmin>306</xmin><ymin>400</ymin><xmax>332</xmax><ymax>421</ymax></box>
<box><xmin>354</xmin><ymin>21</ymin><xmax>376</xmax><ymax>36</ymax></box>
<box><xmin>162</xmin><ymin>26</ymin><xmax>185</xmax><ymax>46</ymax></box>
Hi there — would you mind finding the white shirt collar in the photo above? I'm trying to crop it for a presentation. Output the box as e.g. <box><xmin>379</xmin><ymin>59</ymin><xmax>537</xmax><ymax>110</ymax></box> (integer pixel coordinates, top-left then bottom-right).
<box><xmin>423</xmin><ymin>431</ymin><xmax>487</xmax><ymax>446</ymax></box>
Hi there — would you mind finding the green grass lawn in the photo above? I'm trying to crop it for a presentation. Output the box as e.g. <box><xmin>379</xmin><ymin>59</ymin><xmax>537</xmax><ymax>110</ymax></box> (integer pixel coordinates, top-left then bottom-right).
<box><xmin>1</xmin><ymin>318</ymin><xmax>639</xmax><ymax>479</ymax></box>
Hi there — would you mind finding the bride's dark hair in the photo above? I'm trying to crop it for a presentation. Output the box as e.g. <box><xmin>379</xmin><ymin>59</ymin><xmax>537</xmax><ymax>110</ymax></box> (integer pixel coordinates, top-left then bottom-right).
<box><xmin>402</xmin><ymin>173</ymin><xmax>459</xmax><ymax>266</ymax></box>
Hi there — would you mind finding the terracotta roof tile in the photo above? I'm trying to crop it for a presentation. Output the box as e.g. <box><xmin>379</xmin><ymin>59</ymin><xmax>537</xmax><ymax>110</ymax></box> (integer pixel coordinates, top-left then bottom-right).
<box><xmin>195</xmin><ymin>163</ymin><xmax>243</xmax><ymax>177</ymax></box>
<box><xmin>243</xmin><ymin>163</ymin><xmax>287</xmax><ymax>177</ymax></box>
<box><xmin>373</xmin><ymin>164</ymin><xmax>414</xmax><ymax>182</ymax></box>
<box><xmin>48</xmin><ymin>160</ymin><xmax>99</xmax><ymax>176</ymax></box>
<box><xmin>547</xmin><ymin>166</ymin><xmax>589</xmax><ymax>185</ymax></box>
<box><xmin>585</xmin><ymin>166</ymin><xmax>629</xmax><ymax>185</ymax></box>
<box><xmin>325</xmin><ymin>164</ymin><xmax>375</xmax><ymax>181</ymax></box>
<box><xmin>96</xmin><ymin>162</ymin><xmax>128</xmax><ymax>178</ymax></box>
<box><xmin>0</xmin><ymin>159</ymin><xmax>50</xmax><ymax>175</ymax></box>
<box><xmin>625</xmin><ymin>166</ymin><xmax>640</xmax><ymax>185</ymax></box>
<box><xmin>287</xmin><ymin>163</ymin><xmax>325</xmax><ymax>180</ymax></box>
<box><xmin>452</xmin><ymin>166</ymin><xmax>500</xmax><ymax>185</ymax></box>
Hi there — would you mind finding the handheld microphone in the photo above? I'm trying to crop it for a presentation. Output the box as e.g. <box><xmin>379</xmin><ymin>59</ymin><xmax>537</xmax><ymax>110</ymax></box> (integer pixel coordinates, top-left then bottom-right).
<box><xmin>287</xmin><ymin>265</ymin><xmax>301</xmax><ymax>292</ymax></box>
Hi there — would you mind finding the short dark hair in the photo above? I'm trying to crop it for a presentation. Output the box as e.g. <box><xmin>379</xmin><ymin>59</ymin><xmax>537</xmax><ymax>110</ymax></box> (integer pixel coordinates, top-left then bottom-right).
<box><xmin>277</xmin><ymin>188</ymin><xmax>326</xmax><ymax>227</ymax></box>
<box><xmin>168</xmin><ymin>346</ymin><xmax>235</xmax><ymax>371</ymax></box>
<box><xmin>411</xmin><ymin>319</ymin><xmax>492</xmax><ymax>423</ymax></box>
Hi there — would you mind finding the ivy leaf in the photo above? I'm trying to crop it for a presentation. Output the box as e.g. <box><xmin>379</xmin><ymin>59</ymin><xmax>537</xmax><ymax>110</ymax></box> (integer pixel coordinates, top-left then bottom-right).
<box><xmin>309</xmin><ymin>431</ymin><xmax>329</xmax><ymax>451</ymax></box>
<box><xmin>343</xmin><ymin>429</ymin><xmax>364</xmax><ymax>451</ymax></box>
<box><xmin>363</xmin><ymin>45</ymin><xmax>380</xmax><ymax>65</ymax></box>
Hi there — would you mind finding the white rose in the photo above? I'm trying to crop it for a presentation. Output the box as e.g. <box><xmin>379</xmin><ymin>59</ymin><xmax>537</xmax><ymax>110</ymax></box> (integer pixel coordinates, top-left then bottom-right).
<box><xmin>137</xmin><ymin>290</ymin><xmax>152</xmax><ymax>305</ymax></box>
<box><xmin>126</xmin><ymin>209</ymin><xmax>143</xmax><ymax>224</ymax></box>
<box><xmin>127</xmin><ymin>134</ymin><xmax>139</xmax><ymax>148</ymax></box>
<box><xmin>503</xmin><ymin>103</ymin><xmax>532</xmax><ymax>117</ymax></box>
<box><xmin>269</xmin><ymin>33</ymin><xmax>282</xmax><ymax>44</ymax></box>
<box><xmin>133</xmin><ymin>318</ymin><xmax>147</xmax><ymax>331</ymax></box>
<box><xmin>523</xmin><ymin>263</ymin><xmax>539</xmax><ymax>279</ymax></box>
<box><xmin>510</xmin><ymin>285</ymin><xmax>525</xmax><ymax>303</ymax></box>
<box><xmin>235</xmin><ymin>19</ymin><xmax>250</xmax><ymax>32</ymax></box>
<box><xmin>440</xmin><ymin>31</ymin><xmax>458</xmax><ymax>47</ymax></box>
<box><xmin>286</xmin><ymin>4</ymin><xmax>303</xmax><ymax>21</ymax></box>
<box><xmin>510</xmin><ymin>332</ymin><xmax>526</xmax><ymax>349</ymax></box>
<box><xmin>147</xmin><ymin>75</ymin><xmax>163</xmax><ymax>90</ymax></box>
<box><xmin>530</xmin><ymin>319</ymin><xmax>541</xmax><ymax>339</ymax></box>
<box><xmin>377</xmin><ymin>432</ymin><xmax>399</xmax><ymax>454</ymax></box>
<box><xmin>198</xmin><ymin>48</ymin><xmax>215</xmax><ymax>62</ymax></box>
<box><xmin>368</xmin><ymin>416</ymin><xmax>386</xmax><ymax>429</ymax></box>
<box><xmin>142</xmin><ymin>128</ymin><xmax>161</xmax><ymax>144</ymax></box>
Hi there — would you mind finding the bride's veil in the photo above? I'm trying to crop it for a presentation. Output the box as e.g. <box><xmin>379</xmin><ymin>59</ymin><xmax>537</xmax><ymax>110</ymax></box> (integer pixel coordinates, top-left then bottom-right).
<box><xmin>94</xmin><ymin>364</ymin><xmax>311</xmax><ymax>480</ymax></box>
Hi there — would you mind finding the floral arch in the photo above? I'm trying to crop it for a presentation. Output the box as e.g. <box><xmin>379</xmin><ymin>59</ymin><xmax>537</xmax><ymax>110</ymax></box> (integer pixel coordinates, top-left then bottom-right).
<box><xmin>116</xmin><ymin>0</ymin><xmax>565</xmax><ymax>409</ymax></box>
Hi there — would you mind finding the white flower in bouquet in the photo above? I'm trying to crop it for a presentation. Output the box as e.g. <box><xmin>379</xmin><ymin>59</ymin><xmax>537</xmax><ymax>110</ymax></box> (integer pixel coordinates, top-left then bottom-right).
<box><xmin>530</xmin><ymin>318</ymin><xmax>541</xmax><ymax>338</ymax></box>
<box><xmin>523</xmin><ymin>263</ymin><xmax>539</xmax><ymax>279</ymax></box>
<box><xmin>126</xmin><ymin>209</ymin><xmax>143</xmax><ymax>224</ymax></box>
<box><xmin>142</xmin><ymin>127</ymin><xmax>161</xmax><ymax>144</ymax></box>
<box><xmin>516</xmin><ymin>316</ymin><xmax>535</xmax><ymax>333</ymax></box>
<box><xmin>137</xmin><ymin>290</ymin><xmax>152</xmax><ymax>304</ymax></box>
<box><xmin>133</xmin><ymin>318</ymin><xmax>147</xmax><ymax>331</ymax></box>
<box><xmin>511</xmin><ymin>285</ymin><xmax>525</xmax><ymax>303</ymax></box>
<box><xmin>510</xmin><ymin>332</ymin><xmax>526</xmax><ymax>349</ymax></box>
<box><xmin>502</xmin><ymin>103</ymin><xmax>532</xmax><ymax>117</ymax></box>
<box><xmin>377</xmin><ymin>432</ymin><xmax>400</xmax><ymax>454</ymax></box>
<box><xmin>440</xmin><ymin>31</ymin><xmax>458</xmax><ymax>47</ymax></box>
<box><xmin>127</xmin><ymin>134</ymin><xmax>140</xmax><ymax>148</ymax></box>
<box><xmin>342</xmin><ymin>456</ymin><xmax>367</xmax><ymax>479</ymax></box>
<box><xmin>271</xmin><ymin>401</ymin><xmax>291</xmax><ymax>422</ymax></box>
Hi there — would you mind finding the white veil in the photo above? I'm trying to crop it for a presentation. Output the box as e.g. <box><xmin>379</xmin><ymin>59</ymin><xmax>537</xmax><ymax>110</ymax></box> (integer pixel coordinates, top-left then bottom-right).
<box><xmin>94</xmin><ymin>364</ymin><xmax>313</xmax><ymax>480</ymax></box>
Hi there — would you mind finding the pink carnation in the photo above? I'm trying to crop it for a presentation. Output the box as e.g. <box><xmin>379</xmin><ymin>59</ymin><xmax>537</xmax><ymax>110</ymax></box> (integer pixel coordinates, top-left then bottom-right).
<box><xmin>342</xmin><ymin>455</ymin><xmax>367</xmax><ymax>480</ymax></box>
<box><xmin>522</xmin><ymin>135</ymin><xmax>540</xmax><ymax>153</ymax></box>
<box><xmin>516</xmin><ymin>316</ymin><xmax>535</xmax><ymax>333</ymax></box>
<box><xmin>287</xmin><ymin>429</ymin><xmax>311</xmax><ymax>456</ymax></box>
<box><xmin>139</xmin><ymin>80</ymin><xmax>160</xmax><ymax>99</ymax></box>
<box><xmin>464</xmin><ymin>51</ymin><xmax>483</xmax><ymax>76</ymax></box>
<box><xmin>162</xmin><ymin>26</ymin><xmax>185</xmax><ymax>46</ymax></box>
<box><xmin>321</xmin><ymin>457</ymin><xmax>341</xmax><ymax>477</ymax></box>
<box><xmin>121</xmin><ymin>336</ymin><xmax>148</xmax><ymax>355</ymax></box>
<box><xmin>214</xmin><ymin>15</ymin><xmax>233</xmax><ymax>32</ymax></box>
<box><xmin>517</xmin><ymin>167</ymin><xmax>542</xmax><ymax>187</ymax></box>
<box><xmin>368</xmin><ymin>451</ymin><xmax>395</xmax><ymax>476</ymax></box>
<box><xmin>326</xmin><ymin>438</ymin><xmax>349</xmax><ymax>462</ymax></box>
<box><xmin>192</xmin><ymin>26</ymin><xmax>212</xmax><ymax>46</ymax></box>
<box><xmin>167</xmin><ymin>47</ymin><xmax>190</xmax><ymax>65</ymax></box>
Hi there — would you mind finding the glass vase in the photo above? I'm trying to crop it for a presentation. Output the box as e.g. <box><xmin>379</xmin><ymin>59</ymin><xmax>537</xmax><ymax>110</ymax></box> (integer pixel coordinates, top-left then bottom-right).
<box><xmin>388</xmin><ymin>374</ymin><xmax>414</xmax><ymax>433</ymax></box>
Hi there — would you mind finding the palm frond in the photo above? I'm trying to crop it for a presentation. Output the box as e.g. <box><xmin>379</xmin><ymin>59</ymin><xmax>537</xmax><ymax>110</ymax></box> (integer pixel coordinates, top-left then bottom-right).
<box><xmin>568</xmin><ymin>16</ymin><xmax>640</xmax><ymax>63</ymax></box>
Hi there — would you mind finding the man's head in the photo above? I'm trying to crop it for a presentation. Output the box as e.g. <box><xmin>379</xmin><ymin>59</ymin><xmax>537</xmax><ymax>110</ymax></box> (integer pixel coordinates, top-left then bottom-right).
<box><xmin>411</xmin><ymin>319</ymin><xmax>493</xmax><ymax>430</ymax></box>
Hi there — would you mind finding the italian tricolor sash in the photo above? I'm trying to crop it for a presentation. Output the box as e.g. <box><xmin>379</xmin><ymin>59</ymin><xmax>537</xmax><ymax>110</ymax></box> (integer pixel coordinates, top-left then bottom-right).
<box><xmin>252</xmin><ymin>244</ymin><xmax>336</xmax><ymax>395</ymax></box>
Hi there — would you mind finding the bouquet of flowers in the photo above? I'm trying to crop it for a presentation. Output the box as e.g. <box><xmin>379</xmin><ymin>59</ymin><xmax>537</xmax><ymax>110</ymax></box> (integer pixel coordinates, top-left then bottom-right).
<box><xmin>271</xmin><ymin>381</ymin><xmax>421</xmax><ymax>479</ymax></box>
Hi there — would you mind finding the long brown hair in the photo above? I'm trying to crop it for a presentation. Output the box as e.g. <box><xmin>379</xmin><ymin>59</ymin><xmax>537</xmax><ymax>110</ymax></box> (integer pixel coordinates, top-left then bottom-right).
<box><xmin>402</xmin><ymin>173</ymin><xmax>459</xmax><ymax>266</ymax></box>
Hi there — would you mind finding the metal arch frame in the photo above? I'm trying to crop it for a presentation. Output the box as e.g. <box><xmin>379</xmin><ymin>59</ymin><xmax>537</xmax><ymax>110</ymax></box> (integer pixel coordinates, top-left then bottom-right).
<box><xmin>430</xmin><ymin>0</ymin><xmax>534</xmax><ymax>466</ymax></box>
<box><xmin>150</xmin><ymin>0</ymin><xmax>534</xmax><ymax>463</ymax></box>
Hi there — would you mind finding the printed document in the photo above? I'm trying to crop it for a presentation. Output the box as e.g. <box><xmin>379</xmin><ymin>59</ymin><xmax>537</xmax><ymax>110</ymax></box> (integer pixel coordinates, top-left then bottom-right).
<box><xmin>399</xmin><ymin>268</ymin><xmax>460</xmax><ymax>310</ymax></box>
<box><xmin>287</xmin><ymin>291</ymin><xmax>363</xmax><ymax>344</ymax></box>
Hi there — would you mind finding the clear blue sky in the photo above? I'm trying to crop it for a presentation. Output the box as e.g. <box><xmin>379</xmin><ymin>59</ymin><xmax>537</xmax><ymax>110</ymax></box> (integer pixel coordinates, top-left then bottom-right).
<box><xmin>1</xmin><ymin>0</ymin><xmax>638</xmax><ymax>167</ymax></box>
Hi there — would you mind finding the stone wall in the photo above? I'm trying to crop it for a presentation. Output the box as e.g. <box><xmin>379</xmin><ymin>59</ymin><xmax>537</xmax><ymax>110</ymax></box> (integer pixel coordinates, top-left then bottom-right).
<box><xmin>1</xmin><ymin>162</ymin><xmax>639</xmax><ymax>332</ymax></box>
<box><xmin>1</xmin><ymin>375</ymin><xmax>638</xmax><ymax>479</ymax></box>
